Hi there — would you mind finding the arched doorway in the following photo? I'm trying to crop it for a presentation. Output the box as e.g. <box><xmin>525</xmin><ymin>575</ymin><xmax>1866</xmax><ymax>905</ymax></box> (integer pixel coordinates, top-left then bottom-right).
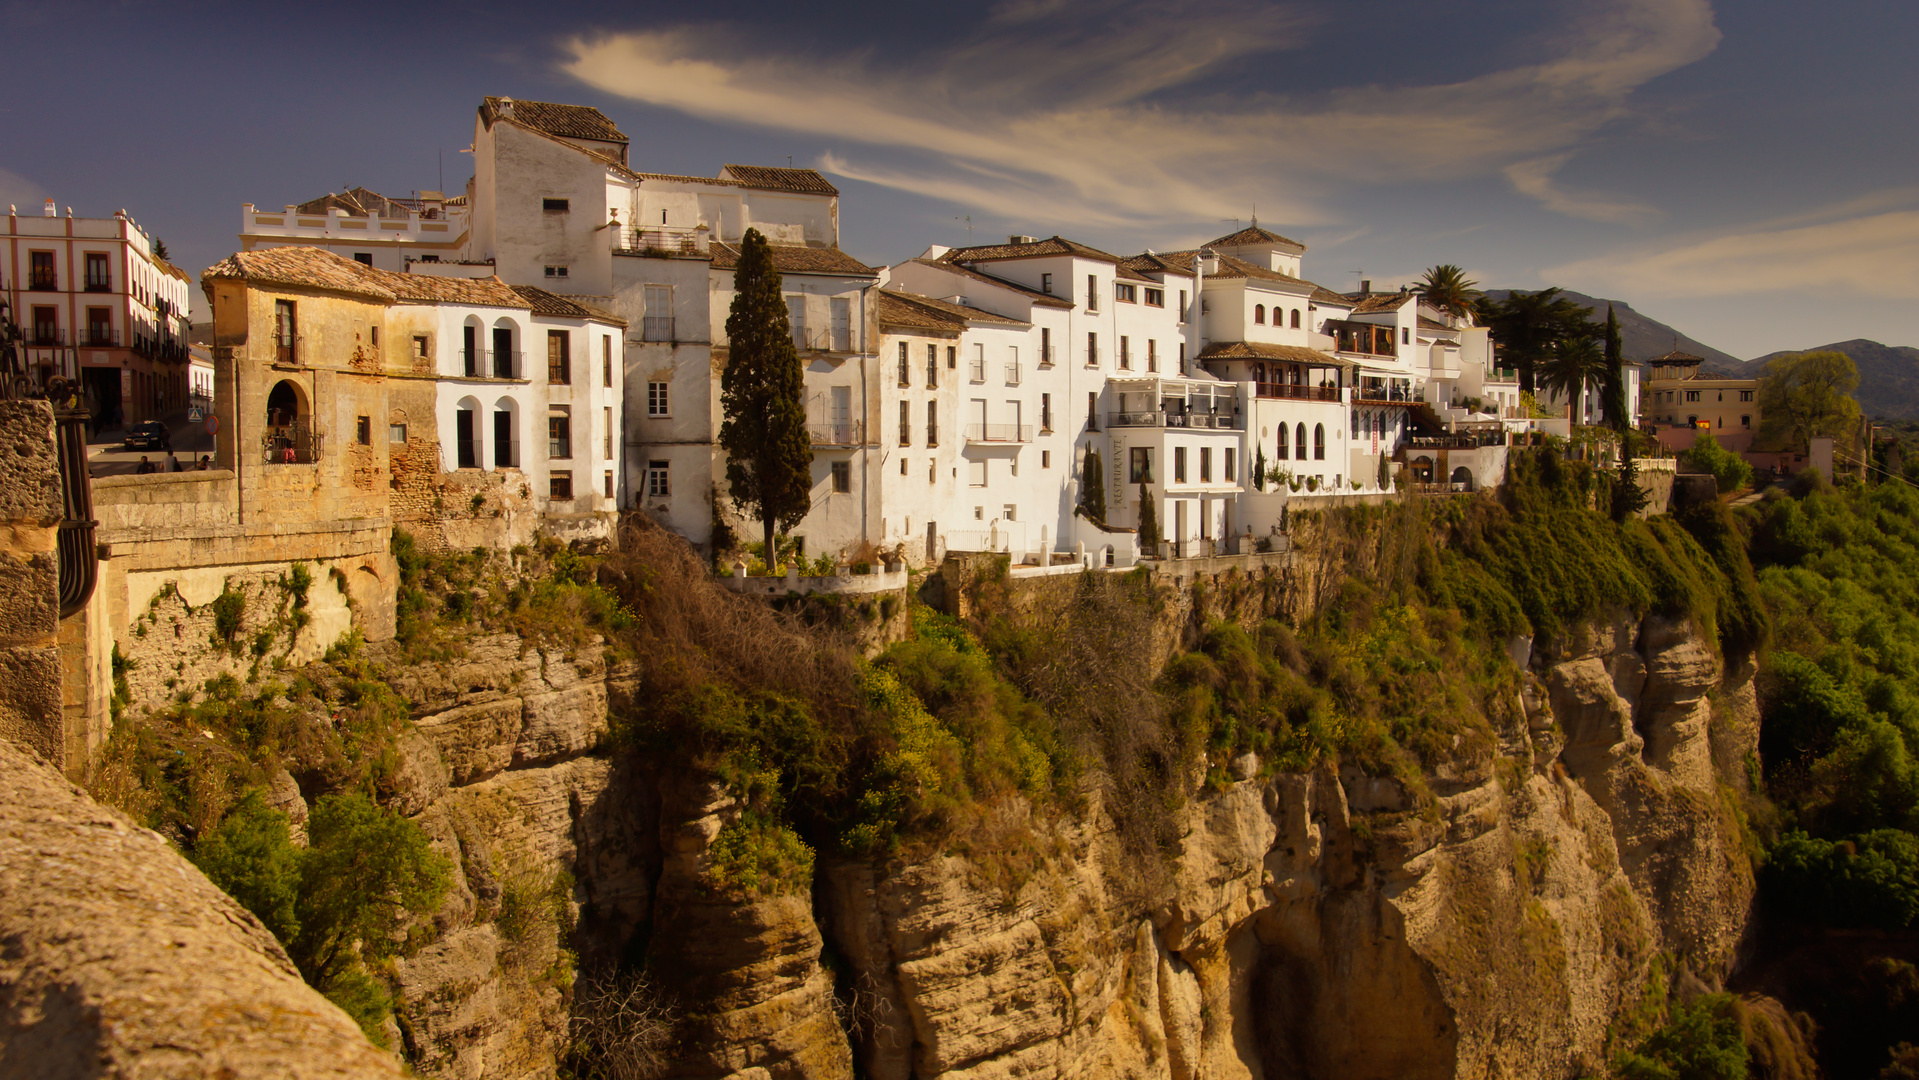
<box><xmin>1451</xmin><ymin>466</ymin><xmax>1475</xmax><ymax>492</ymax></box>
<box><xmin>1411</xmin><ymin>455</ymin><xmax>1434</xmax><ymax>484</ymax></box>
<box><xmin>265</xmin><ymin>379</ymin><xmax>314</xmax><ymax>464</ymax></box>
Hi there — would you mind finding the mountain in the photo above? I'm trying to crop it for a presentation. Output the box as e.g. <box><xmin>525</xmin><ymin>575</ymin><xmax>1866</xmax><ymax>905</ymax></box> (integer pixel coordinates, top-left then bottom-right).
<box><xmin>1481</xmin><ymin>289</ymin><xmax>1745</xmax><ymax>373</ymax></box>
<box><xmin>1744</xmin><ymin>338</ymin><xmax>1919</xmax><ymax>420</ymax></box>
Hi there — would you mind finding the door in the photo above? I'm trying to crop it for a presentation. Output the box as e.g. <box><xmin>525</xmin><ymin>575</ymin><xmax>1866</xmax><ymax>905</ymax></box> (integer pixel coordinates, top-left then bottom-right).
<box><xmin>455</xmin><ymin>409</ymin><xmax>475</xmax><ymax>468</ymax></box>
<box><xmin>493</xmin><ymin>409</ymin><xmax>513</xmax><ymax>468</ymax></box>
<box><xmin>830</xmin><ymin>385</ymin><xmax>851</xmax><ymax>443</ymax></box>
<box><xmin>463</xmin><ymin>326</ymin><xmax>477</xmax><ymax>376</ymax></box>
<box><xmin>971</xmin><ymin>398</ymin><xmax>987</xmax><ymax>440</ymax></box>
<box><xmin>926</xmin><ymin>521</ymin><xmax>938</xmax><ymax>564</ymax></box>
<box><xmin>1006</xmin><ymin>400</ymin><xmax>1022</xmax><ymax>441</ymax></box>
<box><xmin>1174</xmin><ymin>499</ymin><xmax>1188</xmax><ymax>557</ymax></box>
<box><xmin>830</xmin><ymin>296</ymin><xmax>851</xmax><ymax>351</ymax></box>
<box><xmin>492</xmin><ymin>327</ymin><xmax>513</xmax><ymax>378</ymax></box>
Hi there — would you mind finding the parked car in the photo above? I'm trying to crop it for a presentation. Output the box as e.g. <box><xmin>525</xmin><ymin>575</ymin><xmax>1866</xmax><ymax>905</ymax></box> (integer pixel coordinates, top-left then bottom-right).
<box><xmin>124</xmin><ymin>420</ymin><xmax>170</xmax><ymax>450</ymax></box>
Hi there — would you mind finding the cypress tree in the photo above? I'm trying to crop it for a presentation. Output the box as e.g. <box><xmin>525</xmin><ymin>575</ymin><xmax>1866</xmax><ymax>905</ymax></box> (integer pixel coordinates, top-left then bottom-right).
<box><xmin>1080</xmin><ymin>445</ymin><xmax>1106</xmax><ymax>522</ymax></box>
<box><xmin>1137</xmin><ymin>481</ymin><xmax>1159</xmax><ymax>550</ymax></box>
<box><xmin>1601</xmin><ymin>304</ymin><xmax>1628</xmax><ymax>432</ymax></box>
<box><xmin>1252</xmin><ymin>445</ymin><xmax>1266</xmax><ymax>492</ymax></box>
<box><xmin>719</xmin><ymin>229</ymin><xmax>815</xmax><ymax>565</ymax></box>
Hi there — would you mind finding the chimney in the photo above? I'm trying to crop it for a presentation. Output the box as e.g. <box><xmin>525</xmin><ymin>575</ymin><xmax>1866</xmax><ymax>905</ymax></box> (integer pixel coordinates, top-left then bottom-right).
<box><xmin>1359</xmin><ymin>279</ymin><xmax>1371</xmax><ymax>294</ymax></box>
<box><xmin>496</xmin><ymin>97</ymin><xmax>515</xmax><ymax>118</ymax></box>
<box><xmin>1009</xmin><ymin>235</ymin><xmax>1036</xmax><ymax>245</ymax></box>
<box><xmin>43</xmin><ymin>199</ymin><xmax>56</xmax><ymax>218</ymax></box>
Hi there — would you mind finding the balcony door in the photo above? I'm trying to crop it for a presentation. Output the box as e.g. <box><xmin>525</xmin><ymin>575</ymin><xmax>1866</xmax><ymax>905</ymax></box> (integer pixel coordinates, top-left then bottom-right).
<box><xmin>455</xmin><ymin>409</ymin><xmax>476</xmax><ymax>468</ymax></box>
<box><xmin>829</xmin><ymin>385</ymin><xmax>851</xmax><ymax>443</ymax></box>
<box><xmin>492</xmin><ymin>327</ymin><xmax>513</xmax><ymax>378</ymax></box>
<box><xmin>493</xmin><ymin>409</ymin><xmax>514</xmax><ymax>468</ymax></box>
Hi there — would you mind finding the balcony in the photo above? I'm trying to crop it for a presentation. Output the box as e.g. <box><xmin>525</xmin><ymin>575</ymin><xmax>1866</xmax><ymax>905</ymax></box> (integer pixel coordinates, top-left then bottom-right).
<box><xmin>263</xmin><ymin>426</ymin><xmax>323</xmax><ymax>465</ymax></box>
<box><xmin>490</xmin><ymin>350</ymin><xmax>522</xmax><ymax>379</ymax></box>
<box><xmin>642</xmin><ymin>316</ymin><xmax>675</xmax><ymax>342</ymax></box>
<box><xmin>965</xmin><ymin>423</ymin><xmax>1033</xmax><ymax>444</ymax></box>
<box><xmin>85</xmin><ymin>328</ymin><xmax>119</xmax><ymax>348</ymax></box>
<box><xmin>809</xmin><ymin>420</ymin><xmax>864</xmax><ymax>447</ymax></box>
<box><xmin>1486</xmin><ymin>367</ymin><xmax>1519</xmax><ymax>384</ymax></box>
<box><xmin>30</xmin><ymin>328</ymin><xmax>65</xmax><ymax>347</ymax></box>
<box><xmin>1108</xmin><ymin>411</ymin><xmax>1244</xmax><ymax>430</ymax></box>
<box><xmin>1005</xmin><ymin>362</ymin><xmax>1022</xmax><ymax>386</ymax></box>
<box><xmin>1254</xmin><ymin>383</ymin><xmax>1341</xmax><ymax>402</ymax></box>
<box><xmin>615</xmin><ymin>226</ymin><xmax>709</xmax><ymax>256</ymax></box>
<box><xmin>1356</xmin><ymin>385</ymin><xmax>1416</xmax><ymax>404</ymax></box>
<box><xmin>84</xmin><ymin>278</ymin><xmax>111</xmax><ymax>293</ymax></box>
<box><xmin>969</xmin><ymin>358</ymin><xmax>985</xmax><ymax>383</ymax></box>
<box><xmin>28</xmin><ymin>271</ymin><xmax>57</xmax><ymax>291</ymax></box>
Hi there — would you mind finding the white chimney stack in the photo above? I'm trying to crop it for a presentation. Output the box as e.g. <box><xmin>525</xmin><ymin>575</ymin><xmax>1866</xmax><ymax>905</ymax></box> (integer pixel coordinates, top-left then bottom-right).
<box><xmin>42</xmin><ymin>199</ymin><xmax>56</xmax><ymax>218</ymax></box>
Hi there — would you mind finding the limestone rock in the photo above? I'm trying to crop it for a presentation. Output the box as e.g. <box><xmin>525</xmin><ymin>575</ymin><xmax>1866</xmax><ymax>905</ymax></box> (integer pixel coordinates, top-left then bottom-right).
<box><xmin>0</xmin><ymin>740</ymin><xmax>400</xmax><ymax>1079</ymax></box>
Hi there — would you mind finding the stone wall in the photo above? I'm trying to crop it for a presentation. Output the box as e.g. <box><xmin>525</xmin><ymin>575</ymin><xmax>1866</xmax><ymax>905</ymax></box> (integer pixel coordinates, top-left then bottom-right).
<box><xmin>0</xmin><ymin>400</ymin><xmax>63</xmax><ymax>766</ymax></box>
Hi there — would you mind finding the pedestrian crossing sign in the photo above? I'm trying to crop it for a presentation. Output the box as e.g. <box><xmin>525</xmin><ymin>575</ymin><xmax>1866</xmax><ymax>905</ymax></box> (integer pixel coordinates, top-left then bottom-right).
<box><xmin>188</xmin><ymin>407</ymin><xmax>203</xmax><ymax>423</ymax></box>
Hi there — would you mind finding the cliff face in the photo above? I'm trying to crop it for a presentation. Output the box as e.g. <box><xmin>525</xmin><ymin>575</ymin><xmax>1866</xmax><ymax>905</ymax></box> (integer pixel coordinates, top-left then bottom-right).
<box><xmin>377</xmin><ymin>607</ymin><xmax>1756</xmax><ymax>1080</ymax></box>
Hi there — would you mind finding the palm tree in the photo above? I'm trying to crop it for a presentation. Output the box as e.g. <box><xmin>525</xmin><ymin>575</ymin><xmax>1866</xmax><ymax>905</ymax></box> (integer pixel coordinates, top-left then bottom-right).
<box><xmin>1482</xmin><ymin>287</ymin><xmax>1595</xmax><ymax>394</ymax></box>
<box><xmin>1537</xmin><ymin>337</ymin><xmax>1610</xmax><ymax>422</ymax></box>
<box><xmin>1416</xmin><ymin>264</ymin><xmax>1482</xmax><ymax>321</ymax></box>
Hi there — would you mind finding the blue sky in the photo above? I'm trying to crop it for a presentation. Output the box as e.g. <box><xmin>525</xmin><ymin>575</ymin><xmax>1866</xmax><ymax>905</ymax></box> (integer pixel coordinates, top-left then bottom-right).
<box><xmin>5</xmin><ymin>0</ymin><xmax>1916</xmax><ymax>358</ymax></box>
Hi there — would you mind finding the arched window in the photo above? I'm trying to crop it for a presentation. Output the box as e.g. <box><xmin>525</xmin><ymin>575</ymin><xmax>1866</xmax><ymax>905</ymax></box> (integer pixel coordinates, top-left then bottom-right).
<box><xmin>492</xmin><ymin>396</ymin><xmax>519</xmax><ymax>469</ymax></box>
<box><xmin>1314</xmin><ymin>423</ymin><xmax>1325</xmax><ymax>460</ymax></box>
<box><xmin>1277</xmin><ymin>423</ymin><xmax>1289</xmax><ymax>460</ymax></box>
<box><xmin>1290</xmin><ymin>309</ymin><xmax>1301</xmax><ymax>329</ymax></box>
<box><xmin>1254</xmin><ymin>304</ymin><xmax>1266</xmax><ymax>324</ymax></box>
<box><xmin>490</xmin><ymin>318</ymin><xmax>517</xmax><ymax>379</ymax></box>
<box><xmin>453</xmin><ymin>394</ymin><xmax>482</xmax><ymax>469</ymax></box>
<box><xmin>1296</xmin><ymin>423</ymin><xmax>1307</xmax><ymax>461</ymax></box>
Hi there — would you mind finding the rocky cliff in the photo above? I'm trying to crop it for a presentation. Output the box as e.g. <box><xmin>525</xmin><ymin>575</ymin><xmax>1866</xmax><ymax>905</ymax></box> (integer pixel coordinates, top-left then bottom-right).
<box><xmin>364</xmin><ymin>606</ymin><xmax>1756</xmax><ymax>1080</ymax></box>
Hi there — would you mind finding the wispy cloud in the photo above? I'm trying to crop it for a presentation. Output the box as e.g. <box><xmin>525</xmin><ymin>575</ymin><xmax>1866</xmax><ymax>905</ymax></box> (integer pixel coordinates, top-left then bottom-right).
<box><xmin>1547</xmin><ymin>190</ymin><xmax>1919</xmax><ymax>298</ymax></box>
<box><xmin>1504</xmin><ymin>155</ymin><xmax>1661</xmax><ymax>225</ymax></box>
<box><xmin>561</xmin><ymin>0</ymin><xmax>1718</xmax><ymax>230</ymax></box>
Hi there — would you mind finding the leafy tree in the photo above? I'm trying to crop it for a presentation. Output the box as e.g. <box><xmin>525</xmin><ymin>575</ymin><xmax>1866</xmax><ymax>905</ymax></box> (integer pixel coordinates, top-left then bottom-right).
<box><xmin>1613</xmin><ymin>450</ymin><xmax>1650</xmax><ymax>522</ymax></box>
<box><xmin>1080</xmin><ymin>445</ymin><xmax>1106</xmax><ymax>522</ymax></box>
<box><xmin>1482</xmin><ymin>287</ymin><xmax>1596</xmax><ymax>394</ymax></box>
<box><xmin>1757</xmin><ymin>350</ymin><xmax>1861</xmax><ymax>455</ymax></box>
<box><xmin>190</xmin><ymin>790</ymin><xmax>303</xmax><ymax>945</ymax></box>
<box><xmin>1415</xmin><ymin>264</ymin><xmax>1481</xmax><ymax>320</ymax></box>
<box><xmin>1137</xmin><ymin>482</ymin><xmax>1159</xmax><ymax>549</ymax></box>
<box><xmin>1537</xmin><ymin>336</ymin><xmax>1609</xmax><ymax>419</ymax></box>
<box><xmin>1765</xmin><ymin>830</ymin><xmax>1919</xmax><ymax>929</ymax></box>
<box><xmin>720</xmin><ymin>228</ymin><xmax>815</xmax><ymax>564</ymax></box>
<box><xmin>1602</xmin><ymin>305</ymin><xmax>1629</xmax><ymax>432</ymax></box>
<box><xmin>1682</xmin><ymin>432</ymin><xmax>1753</xmax><ymax>494</ymax></box>
<box><xmin>1615</xmin><ymin>994</ymin><xmax>1750</xmax><ymax>1080</ymax></box>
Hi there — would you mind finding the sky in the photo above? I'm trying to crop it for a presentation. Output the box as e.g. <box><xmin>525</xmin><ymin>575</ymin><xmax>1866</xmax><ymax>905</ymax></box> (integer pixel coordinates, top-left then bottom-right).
<box><xmin>4</xmin><ymin>0</ymin><xmax>1916</xmax><ymax>359</ymax></box>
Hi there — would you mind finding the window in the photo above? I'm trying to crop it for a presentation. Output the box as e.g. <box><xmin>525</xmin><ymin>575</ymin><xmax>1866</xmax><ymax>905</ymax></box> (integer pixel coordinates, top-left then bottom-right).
<box><xmin>605</xmin><ymin>470</ymin><xmax>614</xmax><ymax>498</ymax></box>
<box><xmin>370</xmin><ymin>325</ymin><xmax>380</xmax><ymax>348</ymax></box>
<box><xmin>413</xmin><ymin>335</ymin><xmax>429</xmax><ymax>359</ymax></box>
<box><xmin>603</xmin><ymin>337</ymin><xmax>613</xmax><ymax>387</ymax></box>
<box><xmin>1314</xmin><ymin>423</ymin><xmax>1325</xmax><ymax>460</ymax></box>
<box><xmin>970</xmin><ymin>343</ymin><xmax>986</xmax><ymax>382</ymax></box>
<box><xmin>274</xmin><ymin>300</ymin><xmax>297</xmax><ymax>362</ymax></box>
<box><xmin>831</xmin><ymin>461</ymin><xmax>851</xmax><ymax>493</ymax></box>
<box><xmin>548</xmin><ymin>330</ymin><xmax>571</xmax><ymax>384</ymax></box>
<box><xmin>1087</xmin><ymin>332</ymin><xmax>1098</xmax><ymax>367</ymax></box>
<box><xmin>28</xmin><ymin>251</ymin><xmax>54</xmax><ymax>290</ymax></box>
<box><xmin>550</xmin><ymin>471</ymin><xmax>573</xmax><ymax>499</ymax></box>
<box><xmin>1115</xmin><ymin>282</ymin><xmax>1136</xmax><ymax>303</ymax></box>
<box><xmin>831</xmin><ymin>296</ymin><xmax>852</xmax><ymax>351</ymax></box>
<box><xmin>389</xmin><ymin>423</ymin><xmax>407</xmax><ymax>443</ymax></box>
<box><xmin>548</xmin><ymin>407</ymin><xmax>572</xmax><ymax>459</ymax></box>
<box><xmin>1119</xmin><ymin>335</ymin><xmax>1130</xmax><ymax>369</ymax></box>
<box><xmin>1041</xmin><ymin>273</ymin><xmax>1053</xmax><ymax>294</ymax></box>
<box><xmin>927</xmin><ymin>344</ymin><xmax>939</xmax><ymax>387</ymax></box>
<box><xmin>787</xmin><ymin>296</ymin><xmax>806</xmax><ymax>348</ymax></box>
<box><xmin>969</xmin><ymin>460</ymin><xmax>987</xmax><ymax>487</ymax></box>
<box><xmin>1087</xmin><ymin>274</ymin><xmax>1099</xmax><ymax>311</ymax></box>
<box><xmin>86</xmin><ymin>307</ymin><xmax>111</xmax><ymax>346</ymax></box>
<box><xmin>1255</xmin><ymin>304</ymin><xmax>1266</xmax><ymax>324</ymax></box>
<box><xmin>901</xmin><ymin>457</ymin><xmax>910</xmax><ymax>476</ymax></box>
<box><xmin>947</xmin><ymin>345</ymin><xmax>956</xmax><ymax>370</ymax></box>
<box><xmin>900</xmin><ymin>401</ymin><xmax>911</xmax><ymax>446</ymax></box>
<box><xmin>1130</xmin><ymin>447</ymin><xmax>1153</xmax><ymax>483</ymax></box>
<box><xmin>927</xmin><ymin>401</ymin><xmax>939</xmax><ymax>447</ymax></box>
<box><xmin>1174</xmin><ymin>446</ymin><xmax>1188</xmax><ymax>483</ymax></box>
<box><xmin>1040</xmin><ymin>327</ymin><xmax>1053</xmax><ymax>367</ymax></box>
<box><xmin>1004</xmin><ymin>505</ymin><xmax>1017</xmax><ymax>521</ymax></box>
<box><xmin>1041</xmin><ymin>450</ymin><xmax>1051</xmax><ymax>468</ymax></box>
<box><xmin>1040</xmin><ymin>393</ymin><xmax>1052</xmax><ymax>433</ymax></box>
<box><xmin>544</xmin><ymin>265</ymin><xmax>568</xmax><ymax>279</ymax></box>
<box><xmin>1147</xmin><ymin>339</ymin><xmax>1158</xmax><ymax>373</ymax></box>
<box><xmin>418</xmin><ymin>255</ymin><xmax>440</xmax><ymax>264</ymax></box>
<box><xmin>84</xmin><ymin>252</ymin><xmax>109</xmax><ymax>291</ymax></box>
<box><xmin>1741</xmin><ymin>415</ymin><xmax>1751</xmax><ymax>428</ymax></box>
<box><xmin>1224</xmin><ymin>448</ymin><xmax>1238</xmax><ymax>482</ymax></box>
<box><xmin>1087</xmin><ymin>391</ymin><xmax>1098</xmax><ymax>431</ymax></box>
<box><xmin>929</xmin><ymin>460</ymin><xmax>937</xmax><ymax>484</ymax></box>
<box><xmin>1401</xmin><ymin>327</ymin><xmax>1410</xmax><ymax>345</ymax></box>
<box><xmin>647</xmin><ymin>382</ymin><xmax>669</xmax><ymax>416</ymax></box>
<box><xmin>1006</xmin><ymin>345</ymin><xmax>1021</xmax><ymax>385</ymax></box>
<box><xmin>1145</xmin><ymin>287</ymin><xmax>1164</xmax><ymax>307</ymax></box>
<box><xmin>604</xmin><ymin>406</ymin><xmax>613</xmax><ymax>459</ymax></box>
<box><xmin>1685</xmin><ymin>390</ymin><xmax>1701</xmax><ymax>403</ymax></box>
<box><xmin>1291</xmin><ymin>309</ymin><xmax>1301</xmax><ymax>329</ymax></box>
<box><xmin>1200</xmin><ymin>447</ymin><xmax>1212</xmax><ymax>482</ymax></box>
<box><xmin>1740</xmin><ymin>389</ymin><xmax>1754</xmax><ymax>402</ymax></box>
<box><xmin>643</xmin><ymin>285</ymin><xmax>674</xmax><ymax>341</ymax></box>
<box><xmin>356</xmin><ymin>416</ymin><xmax>371</xmax><ymax>445</ymax></box>
<box><xmin>647</xmin><ymin>460</ymin><xmax>670</xmax><ymax>497</ymax></box>
<box><xmin>1297</xmin><ymin>423</ymin><xmax>1307</xmax><ymax>459</ymax></box>
<box><xmin>463</xmin><ymin>325</ymin><xmax>478</xmax><ymax>376</ymax></box>
<box><xmin>898</xmin><ymin>342</ymin><xmax>911</xmax><ymax>387</ymax></box>
<box><xmin>543</xmin><ymin>197</ymin><xmax>570</xmax><ymax>212</ymax></box>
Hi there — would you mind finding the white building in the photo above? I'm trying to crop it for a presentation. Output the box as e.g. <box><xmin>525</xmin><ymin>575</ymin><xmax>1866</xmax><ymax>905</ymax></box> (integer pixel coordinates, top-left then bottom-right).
<box><xmin>239</xmin><ymin>187</ymin><xmax>468</xmax><ymax>272</ymax></box>
<box><xmin>6</xmin><ymin>199</ymin><xmax>193</xmax><ymax>428</ymax></box>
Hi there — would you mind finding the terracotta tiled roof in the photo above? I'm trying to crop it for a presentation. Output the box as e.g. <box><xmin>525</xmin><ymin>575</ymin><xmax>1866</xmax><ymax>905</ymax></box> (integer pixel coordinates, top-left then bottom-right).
<box><xmin>880</xmin><ymin>289</ymin><xmax>1028</xmax><ymax>329</ymax></box>
<box><xmin>1650</xmin><ymin>349</ymin><xmax>1704</xmax><ymax>363</ymax></box>
<box><xmin>941</xmin><ymin>235</ymin><xmax>1123</xmax><ymax>264</ymax></box>
<box><xmin>482</xmin><ymin>97</ymin><xmax>626</xmax><ymax>143</ymax></box>
<box><xmin>1309</xmin><ymin>286</ymin><xmax>1349</xmax><ymax>305</ymax></box>
<box><xmin>879</xmin><ymin>292</ymin><xmax>961</xmax><ymax>331</ymax></box>
<box><xmin>508</xmin><ymin>284</ymin><xmax>625</xmax><ymax>325</ymax></box>
<box><xmin>1417</xmin><ymin>315</ymin><xmax>1453</xmax><ymax>330</ymax></box>
<box><xmin>202</xmin><ymin>247</ymin><xmax>529</xmax><ymax>309</ymax></box>
<box><xmin>908</xmin><ymin>258</ymin><xmax>1076</xmax><ymax>309</ymax></box>
<box><xmin>1197</xmin><ymin>341</ymin><xmax>1349</xmax><ymax>366</ymax></box>
<box><xmin>709</xmin><ymin>242</ymin><xmax>877</xmax><ymax>277</ymax></box>
<box><xmin>1206</xmin><ymin>224</ymin><xmax>1306</xmax><ymax>252</ymax></box>
<box><xmin>1348</xmin><ymin>292</ymin><xmax>1414</xmax><ymax>313</ymax></box>
<box><xmin>717</xmin><ymin>165</ymin><xmax>839</xmax><ymax>196</ymax></box>
<box><xmin>1118</xmin><ymin>252</ymin><xmax>1198</xmax><ymax>279</ymax></box>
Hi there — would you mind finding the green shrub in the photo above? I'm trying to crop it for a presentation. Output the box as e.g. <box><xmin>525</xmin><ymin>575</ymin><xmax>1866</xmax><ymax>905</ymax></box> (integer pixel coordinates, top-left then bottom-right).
<box><xmin>704</xmin><ymin>811</ymin><xmax>815</xmax><ymax>900</ymax></box>
<box><xmin>1764</xmin><ymin>830</ymin><xmax>1919</xmax><ymax>929</ymax></box>
<box><xmin>1682</xmin><ymin>432</ymin><xmax>1753</xmax><ymax>494</ymax></box>
<box><xmin>210</xmin><ymin>585</ymin><xmax>246</xmax><ymax>649</ymax></box>
<box><xmin>189</xmin><ymin>789</ymin><xmax>303</xmax><ymax>944</ymax></box>
<box><xmin>1615</xmin><ymin>993</ymin><xmax>1750</xmax><ymax>1080</ymax></box>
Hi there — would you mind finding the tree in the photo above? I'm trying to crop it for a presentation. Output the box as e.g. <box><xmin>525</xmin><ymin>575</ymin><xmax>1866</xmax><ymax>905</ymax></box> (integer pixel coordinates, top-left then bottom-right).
<box><xmin>1136</xmin><ymin>482</ymin><xmax>1159</xmax><ymax>549</ymax></box>
<box><xmin>152</xmin><ymin>238</ymin><xmax>170</xmax><ymax>262</ymax></box>
<box><xmin>1252</xmin><ymin>444</ymin><xmax>1266</xmax><ymax>492</ymax></box>
<box><xmin>1416</xmin><ymin>264</ymin><xmax>1481</xmax><ymax>321</ymax></box>
<box><xmin>1682</xmin><ymin>432</ymin><xmax>1753</xmax><ymax>494</ymax></box>
<box><xmin>720</xmin><ymin>228</ymin><xmax>815</xmax><ymax>564</ymax></box>
<box><xmin>1079</xmin><ymin>445</ymin><xmax>1106</xmax><ymax>522</ymax></box>
<box><xmin>1757</xmin><ymin>350</ymin><xmax>1861</xmax><ymax>455</ymax></box>
<box><xmin>1482</xmin><ymin>287</ymin><xmax>1595</xmax><ymax>394</ymax></box>
<box><xmin>1613</xmin><ymin>450</ymin><xmax>1650</xmax><ymax>522</ymax></box>
<box><xmin>1615</xmin><ymin>994</ymin><xmax>1751</xmax><ymax>1080</ymax></box>
<box><xmin>1537</xmin><ymin>336</ymin><xmax>1609</xmax><ymax>420</ymax></box>
<box><xmin>1602</xmin><ymin>305</ymin><xmax>1629</xmax><ymax>432</ymax></box>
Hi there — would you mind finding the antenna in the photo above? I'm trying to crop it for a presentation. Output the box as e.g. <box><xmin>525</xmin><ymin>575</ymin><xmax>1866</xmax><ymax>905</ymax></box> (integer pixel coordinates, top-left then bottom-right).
<box><xmin>787</xmin><ymin>155</ymin><xmax>794</xmax><ymax>167</ymax></box>
<box><xmin>1220</xmin><ymin>217</ymin><xmax>1241</xmax><ymax>232</ymax></box>
<box><xmin>955</xmin><ymin>214</ymin><xmax>972</xmax><ymax>242</ymax></box>
<box><xmin>438</xmin><ymin>148</ymin><xmax>444</xmax><ymax>195</ymax></box>
<box><xmin>1350</xmin><ymin>270</ymin><xmax>1367</xmax><ymax>289</ymax></box>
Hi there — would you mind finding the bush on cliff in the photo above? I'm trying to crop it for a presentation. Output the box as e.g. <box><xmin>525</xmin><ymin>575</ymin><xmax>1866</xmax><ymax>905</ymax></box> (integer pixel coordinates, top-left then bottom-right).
<box><xmin>1614</xmin><ymin>993</ymin><xmax>1750</xmax><ymax>1080</ymax></box>
<box><xmin>1764</xmin><ymin>830</ymin><xmax>1919</xmax><ymax>929</ymax></box>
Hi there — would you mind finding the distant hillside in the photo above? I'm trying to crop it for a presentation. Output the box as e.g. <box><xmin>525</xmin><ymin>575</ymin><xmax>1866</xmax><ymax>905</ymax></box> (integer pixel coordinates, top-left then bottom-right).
<box><xmin>1744</xmin><ymin>339</ymin><xmax>1919</xmax><ymax>420</ymax></box>
<box><xmin>1481</xmin><ymin>289</ymin><xmax>1744</xmax><ymax>373</ymax></box>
